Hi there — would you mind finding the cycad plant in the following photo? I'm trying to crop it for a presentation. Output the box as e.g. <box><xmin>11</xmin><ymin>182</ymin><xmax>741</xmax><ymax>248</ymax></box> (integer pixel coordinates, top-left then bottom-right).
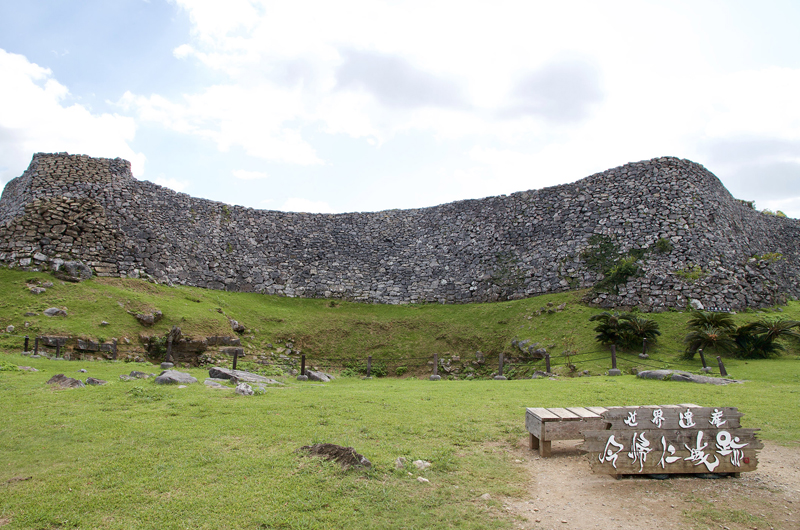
<box><xmin>589</xmin><ymin>311</ymin><xmax>625</xmax><ymax>346</ymax></box>
<box><xmin>683</xmin><ymin>324</ymin><xmax>737</xmax><ymax>359</ymax></box>
<box><xmin>619</xmin><ymin>315</ymin><xmax>661</xmax><ymax>350</ymax></box>
<box><xmin>732</xmin><ymin>318</ymin><xmax>800</xmax><ymax>359</ymax></box>
<box><xmin>590</xmin><ymin>311</ymin><xmax>660</xmax><ymax>350</ymax></box>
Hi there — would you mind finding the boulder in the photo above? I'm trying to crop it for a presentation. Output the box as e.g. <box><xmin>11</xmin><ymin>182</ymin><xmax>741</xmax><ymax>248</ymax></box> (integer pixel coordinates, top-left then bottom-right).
<box><xmin>154</xmin><ymin>370</ymin><xmax>198</xmax><ymax>385</ymax></box>
<box><xmin>299</xmin><ymin>443</ymin><xmax>371</xmax><ymax>469</ymax></box>
<box><xmin>235</xmin><ymin>383</ymin><xmax>254</xmax><ymax>395</ymax></box>
<box><xmin>204</xmin><ymin>379</ymin><xmax>230</xmax><ymax>389</ymax></box>
<box><xmin>43</xmin><ymin>307</ymin><xmax>68</xmax><ymax>317</ymax></box>
<box><xmin>29</xmin><ymin>287</ymin><xmax>46</xmax><ymax>295</ymax></box>
<box><xmin>63</xmin><ymin>261</ymin><xmax>93</xmax><ymax>280</ymax></box>
<box><xmin>637</xmin><ymin>370</ymin><xmax>741</xmax><ymax>385</ymax></box>
<box><xmin>5</xmin><ymin>325</ymin><xmax>13</xmax><ymax>333</ymax></box>
<box><xmin>134</xmin><ymin>310</ymin><xmax>163</xmax><ymax>326</ymax></box>
<box><xmin>86</xmin><ymin>377</ymin><xmax>107</xmax><ymax>386</ymax></box>
<box><xmin>306</xmin><ymin>370</ymin><xmax>334</xmax><ymax>383</ymax></box>
<box><xmin>47</xmin><ymin>374</ymin><xmax>84</xmax><ymax>389</ymax></box>
<box><xmin>208</xmin><ymin>366</ymin><xmax>281</xmax><ymax>385</ymax></box>
<box><xmin>229</xmin><ymin>319</ymin><xmax>246</xmax><ymax>333</ymax></box>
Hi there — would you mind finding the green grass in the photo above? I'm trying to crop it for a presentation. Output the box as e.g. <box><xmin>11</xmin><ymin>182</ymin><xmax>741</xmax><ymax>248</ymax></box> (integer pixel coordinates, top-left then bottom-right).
<box><xmin>1</xmin><ymin>356</ymin><xmax>799</xmax><ymax>529</ymax></box>
<box><xmin>2</xmin><ymin>268</ymin><xmax>798</xmax><ymax>378</ymax></box>
<box><xmin>0</xmin><ymin>268</ymin><xmax>799</xmax><ymax>527</ymax></box>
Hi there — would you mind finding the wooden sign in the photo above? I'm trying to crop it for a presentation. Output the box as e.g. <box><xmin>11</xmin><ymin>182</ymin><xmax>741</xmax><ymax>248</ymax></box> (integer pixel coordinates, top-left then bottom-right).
<box><xmin>581</xmin><ymin>405</ymin><xmax>762</xmax><ymax>476</ymax></box>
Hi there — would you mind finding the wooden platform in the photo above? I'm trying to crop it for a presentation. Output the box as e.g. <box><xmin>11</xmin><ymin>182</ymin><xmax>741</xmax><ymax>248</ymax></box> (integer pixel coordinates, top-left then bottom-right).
<box><xmin>525</xmin><ymin>407</ymin><xmax>610</xmax><ymax>457</ymax></box>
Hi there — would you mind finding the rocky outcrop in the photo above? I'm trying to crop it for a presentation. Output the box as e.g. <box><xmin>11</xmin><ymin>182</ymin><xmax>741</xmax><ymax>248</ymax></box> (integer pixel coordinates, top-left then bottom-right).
<box><xmin>0</xmin><ymin>152</ymin><xmax>798</xmax><ymax>310</ymax></box>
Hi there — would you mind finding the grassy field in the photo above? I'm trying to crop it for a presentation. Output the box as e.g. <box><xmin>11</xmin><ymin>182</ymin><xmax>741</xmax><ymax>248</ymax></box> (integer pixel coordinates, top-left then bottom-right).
<box><xmin>1</xmin><ymin>356</ymin><xmax>799</xmax><ymax>529</ymax></box>
<box><xmin>1</xmin><ymin>268</ymin><xmax>799</xmax><ymax>528</ymax></box>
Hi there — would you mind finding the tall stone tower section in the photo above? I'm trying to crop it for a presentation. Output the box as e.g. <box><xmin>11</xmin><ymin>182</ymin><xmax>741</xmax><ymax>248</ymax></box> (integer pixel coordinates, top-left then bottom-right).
<box><xmin>1</xmin><ymin>152</ymin><xmax>798</xmax><ymax>311</ymax></box>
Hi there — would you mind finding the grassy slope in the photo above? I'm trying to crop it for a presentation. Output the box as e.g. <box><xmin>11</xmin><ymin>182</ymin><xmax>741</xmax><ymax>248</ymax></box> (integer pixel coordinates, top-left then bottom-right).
<box><xmin>2</xmin><ymin>268</ymin><xmax>798</xmax><ymax>375</ymax></box>
<box><xmin>0</xmin><ymin>268</ymin><xmax>799</xmax><ymax>528</ymax></box>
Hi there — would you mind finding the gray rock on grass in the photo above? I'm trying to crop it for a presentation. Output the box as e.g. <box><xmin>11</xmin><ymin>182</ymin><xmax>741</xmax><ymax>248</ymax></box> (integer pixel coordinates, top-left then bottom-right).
<box><xmin>637</xmin><ymin>370</ymin><xmax>741</xmax><ymax>385</ymax></box>
<box><xmin>44</xmin><ymin>307</ymin><xmax>68</xmax><ymax>317</ymax></box>
<box><xmin>47</xmin><ymin>374</ymin><xmax>84</xmax><ymax>388</ymax></box>
<box><xmin>208</xmin><ymin>366</ymin><xmax>282</xmax><ymax>385</ymax></box>
<box><xmin>154</xmin><ymin>370</ymin><xmax>198</xmax><ymax>385</ymax></box>
<box><xmin>306</xmin><ymin>370</ymin><xmax>334</xmax><ymax>382</ymax></box>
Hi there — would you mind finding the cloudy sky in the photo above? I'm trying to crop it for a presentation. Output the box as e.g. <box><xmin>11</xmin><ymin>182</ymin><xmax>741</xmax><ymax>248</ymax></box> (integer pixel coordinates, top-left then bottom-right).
<box><xmin>1</xmin><ymin>1</ymin><xmax>799</xmax><ymax>217</ymax></box>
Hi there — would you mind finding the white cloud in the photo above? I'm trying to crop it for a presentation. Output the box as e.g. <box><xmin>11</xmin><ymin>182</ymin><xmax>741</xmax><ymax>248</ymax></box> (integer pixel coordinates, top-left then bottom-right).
<box><xmin>153</xmin><ymin>177</ymin><xmax>190</xmax><ymax>192</ymax></box>
<box><xmin>232</xmin><ymin>169</ymin><xmax>268</xmax><ymax>180</ymax></box>
<box><xmin>0</xmin><ymin>49</ymin><xmax>145</xmax><ymax>185</ymax></box>
<box><xmin>281</xmin><ymin>197</ymin><xmax>334</xmax><ymax>213</ymax></box>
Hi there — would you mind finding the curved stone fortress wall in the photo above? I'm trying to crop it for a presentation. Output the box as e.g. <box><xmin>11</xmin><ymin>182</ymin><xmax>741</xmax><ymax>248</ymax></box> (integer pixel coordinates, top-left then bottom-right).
<box><xmin>0</xmin><ymin>152</ymin><xmax>798</xmax><ymax>310</ymax></box>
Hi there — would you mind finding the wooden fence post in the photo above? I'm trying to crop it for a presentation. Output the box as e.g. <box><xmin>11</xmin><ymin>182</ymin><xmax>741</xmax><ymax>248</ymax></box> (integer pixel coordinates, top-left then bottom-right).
<box><xmin>608</xmin><ymin>344</ymin><xmax>622</xmax><ymax>376</ymax></box>
<box><xmin>430</xmin><ymin>353</ymin><xmax>441</xmax><ymax>381</ymax></box>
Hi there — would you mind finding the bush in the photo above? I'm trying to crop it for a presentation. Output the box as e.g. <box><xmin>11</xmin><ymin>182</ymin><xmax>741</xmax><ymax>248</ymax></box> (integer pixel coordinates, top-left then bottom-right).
<box><xmin>341</xmin><ymin>360</ymin><xmax>388</xmax><ymax>378</ymax></box>
<box><xmin>654</xmin><ymin>238</ymin><xmax>673</xmax><ymax>253</ymax></box>
<box><xmin>395</xmin><ymin>366</ymin><xmax>408</xmax><ymax>376</ymax></box>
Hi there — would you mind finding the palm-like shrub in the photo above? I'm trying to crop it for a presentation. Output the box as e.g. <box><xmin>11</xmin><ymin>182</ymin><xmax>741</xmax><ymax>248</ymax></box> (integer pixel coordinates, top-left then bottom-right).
<box><xmin>686</xmin><ymin>310</ymin><xmax>736</xmax><ymax>332</ymax></box>
<box><xmin>589</xmin><ymin>311</ymin><xmax>625</xmax><ymax>346</ymax></box>
<box><xmin>732</xmin><ymin>319</ymin><xmax>800</xmax><ymax>359</ymax></box>
<box><xmin>590</xmin><ymin>312</ymin><xmax>660</xmax><ymax>350</ymax></box>
<box><xmin>683</xmin><ymin>325</ymin><xmax>736</xmax><ymax>359</ymax></box>
<box><xmin>619</xmin><ymin>315</ymin><xmax>661</xmax><ymax>349</ymax></box>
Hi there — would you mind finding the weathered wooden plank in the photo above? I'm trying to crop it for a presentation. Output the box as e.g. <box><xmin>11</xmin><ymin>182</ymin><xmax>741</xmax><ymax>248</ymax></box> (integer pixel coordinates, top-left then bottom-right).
<box><xmin>547</xmin><ymin>407</ymin><xmax>581</xmax><ymax>420</ymax></box>
<box><xmin>582</xmin><ymin>427</ymin><xmax>761</xmax><ymax>475</ymax></box>
<box><xmin>581</xmin><ymin>428</ymin><xmax>763</xmax><ymax>452</ymax></box>
<box><xmin>566</xmin><ymin>407</ymin><xmax>602</xmax><ymax>419</ymax></box>
<box><xmin>601</xmin><ymin>406</ymin><xmax>742</xmax><ymax>430</ymax></box>
<box><xmin>525</xmin><ymin>413</ymin><xmax>544</xmax><ymax>435</ymax></box>
<box><xmin>544</xmin><ymin>418</ymin><xmax>608</xmax><ymax>440</ymax></box>
<box><xmin>527</xmin><ymin>407</ymin><xmax>560</xmax><ymax>420</ymax></box>
<box><xmin>585</xmin><ymin>406</ymin><xmax>608</xmax><ymax>415</ymax></box>
<box><xmin>588</xmin><ymin>453</ymin><xmax>760</xmax><ymax>475</ymax></box>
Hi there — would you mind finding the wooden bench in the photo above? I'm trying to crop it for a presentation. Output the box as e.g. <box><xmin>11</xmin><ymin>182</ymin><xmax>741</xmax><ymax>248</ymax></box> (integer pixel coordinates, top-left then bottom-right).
<box><xmin>525</xmin><ymin>407</ymin><xmax>610</xmax><ymax>457</ymax></box>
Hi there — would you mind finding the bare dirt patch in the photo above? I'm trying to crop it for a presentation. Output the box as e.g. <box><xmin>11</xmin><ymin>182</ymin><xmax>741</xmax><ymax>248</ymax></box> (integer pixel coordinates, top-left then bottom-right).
<box><xmin>502</xmin><ymin>439</ymin><xmax>800</xmax><ymax>530</ymax></box>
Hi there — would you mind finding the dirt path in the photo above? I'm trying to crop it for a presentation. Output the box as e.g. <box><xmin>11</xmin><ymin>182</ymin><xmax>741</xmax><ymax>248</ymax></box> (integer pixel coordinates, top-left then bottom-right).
<box><xmin>501</xmin><ymin>439</ymin><xmax>800</xmax><ymax>530</ymax></box>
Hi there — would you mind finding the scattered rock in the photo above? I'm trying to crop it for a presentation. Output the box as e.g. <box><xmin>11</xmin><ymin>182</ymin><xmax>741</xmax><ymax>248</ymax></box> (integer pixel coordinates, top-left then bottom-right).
<box><xmin>208</xmin><ymin>366</ymin><xmax>282</xmax><ymax>385</ymax></box>
<box><xmin>100</xmin><ymin>321</ymin><xmax>109</xmax><ymax>326</ymax></box>
<box><xmin>413</xmin><ymin>460</ymin><xmax>432</xmax><ymax>470</ymax></box>
<box><xmin>47</xmin><ymin>374</ymin><xmax>85</xmax><ymax>389</ymax></box>
<box><xmin>235</xmin><ymin>383</ymin><xmax>254</xmax><ymax>395</ymax></box>
<box><xmin>204</xmin><ymin>379</ymin><xmax>230</xmax><ymax>389</ymax></box>
<box><xmin>417</xmin><ymin>476</ymin><xmax>430</xmax><ymax>483</ymax></box>
<box><xmin>19</xmin><ymin>366</ymin><xmax>38</xmax><ymax>372</ymax></box>
<box><xmin>5</xmin><ymin>325</ymin><xmax>13</xmax><ymax>333</ymax></box>
<box><xmin>78</xmin><ymin>369</ymin><xmax>88</xmax><ymax>373</ymax></box>
<box><xmin>133</xmin><ymin>310</ymin><xmax>162</xmax><ymax>326</ymax></box>
<box><xmin>690</xmin><ymin>299</ymin><xmax>705</xmax><ymax>311</ymax></box>
<box><xmin>479</xmin><ymin>493</ymin><xmax>492</xmax><ymax>500</ymax></box>
<box><xmin>29</xmin><ymin>287</ymin><xmax>46</xmax><ymax>295</ymax></box>
<box><xmin>86</xmin><ymin>377</ymin><xmax>107</xmax><ymax>386</ymax></box>
<box><xmin>637</xmin><ymin>370</ymin><xmax>742</xmax><ymax>385</ymax></box>
<box><xmin>306</xmin><ymin>370</ymin><xmax>334</xmax><ymax>382</ymax></box>
<box><xmin>128</xmin><ymin>371</ymin><xmax>154</xmax><ymax>379</ymax></box>
<box><xmin>395</xmin><ymin>457</ymin><xmax>407</xmax><ymax>469</ymax></box>
<box><xmin>24</xmin><ymin>312</ymin><xmax>37</xmax><ymax>316</ymax></box>
<box><xmin>229</xmin><ymin>319</ymin><xmax>246</xmax><ymax>333</ymax></box>
<box><xmin>43</xmin><ymin>307</ymin><xmax>67</xmax><ymax>317</ymax></box>
<box><xmin>62</xmin><ymin>261</ymin><xmax>93</xmax><ymax>280</ymax></box>
<box><xmin>161</xmin><ymin>362</ymin><xmax>175</xmax><ymax>370</ymax></box>
<box><xmin>154</xmin><ymin>370</ymin><xmax>198</xmax><ymax>385</ymax></box>
<box><xmin>42</xmin><ymin>281</ymin><xmax>54</xmax><ymax>288</ymax></box>
<box><xmin>299</xmin><ymin>443</ymin><xmax>371</xmax><ymax>469</ymax></box>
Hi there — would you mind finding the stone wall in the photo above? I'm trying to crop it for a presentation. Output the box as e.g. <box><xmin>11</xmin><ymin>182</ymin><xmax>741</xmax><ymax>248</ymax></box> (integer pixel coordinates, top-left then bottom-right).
<box><xmin>0</xmin><ymin>152</ymin><xmax>798</xmax><ymax>311</ymax></box>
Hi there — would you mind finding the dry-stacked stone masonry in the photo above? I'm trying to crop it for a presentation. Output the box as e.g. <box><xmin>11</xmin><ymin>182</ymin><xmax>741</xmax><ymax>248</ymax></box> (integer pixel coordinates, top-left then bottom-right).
<box><xmin>1</xmin><ymin>152</ymin><xmax>798</xmax><ymax>311</ymax></box>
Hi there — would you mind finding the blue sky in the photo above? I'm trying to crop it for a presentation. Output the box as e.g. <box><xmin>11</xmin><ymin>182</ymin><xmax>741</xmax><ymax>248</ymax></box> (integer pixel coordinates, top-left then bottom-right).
<box><xmin>1</xmin><ymin>0</ymin><xmax>800</xmax><ymax>217</ymax></box>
